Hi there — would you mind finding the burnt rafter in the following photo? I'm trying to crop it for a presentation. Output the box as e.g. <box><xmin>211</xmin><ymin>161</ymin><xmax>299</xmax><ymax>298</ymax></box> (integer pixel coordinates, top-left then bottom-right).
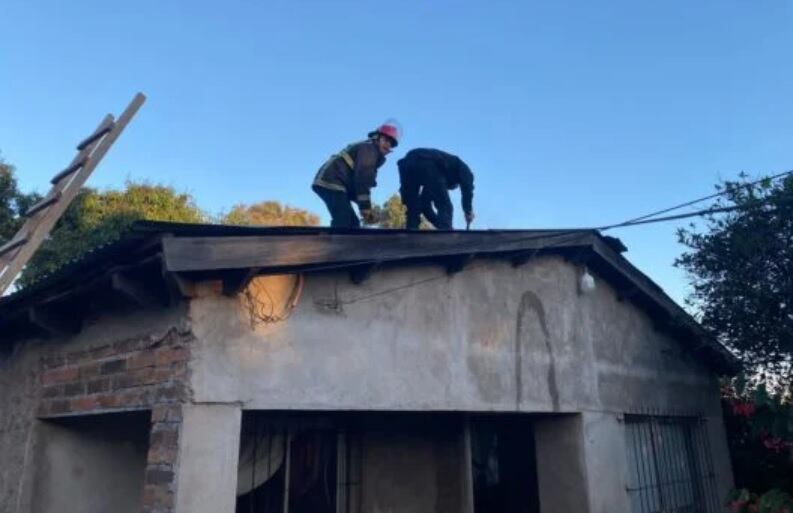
<box><xmin>27</xmin><ymin>303</ymin><xmax>82</xmax><ymax>336</ymax></box>
<box><xmin>441</xmin><ymin>254</ymin><xmax>473</xmax><ymax>275</ymax></box>
<box><xmin>222</xmin><ymin>267</ymin><xmax>260</xmax><ymax>296</ymax></box>
<box><xmin>349</xmin><ymin>263</ymin><xmax>379</xmax><ymax>285</ymax></box>
<box><xmin>111</xmin><ymin>271</ymin><xmax>169</xmax><ymax>307</ymax></box>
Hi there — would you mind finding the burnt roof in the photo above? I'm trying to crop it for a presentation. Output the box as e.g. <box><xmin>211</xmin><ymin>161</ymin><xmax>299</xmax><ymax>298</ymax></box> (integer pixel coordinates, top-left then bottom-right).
<box><xmin>0</xmin><ymin>220</ymin><xmax>739</xmax><ymax>374</ymax></box>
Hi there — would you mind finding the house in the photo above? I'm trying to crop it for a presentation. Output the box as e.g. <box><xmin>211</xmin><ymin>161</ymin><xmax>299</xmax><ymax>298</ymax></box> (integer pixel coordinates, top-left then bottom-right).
<box><xmin>0</xmin><ymin>221</ymin><xmax>738</xmax><ymax>513</ymax></box>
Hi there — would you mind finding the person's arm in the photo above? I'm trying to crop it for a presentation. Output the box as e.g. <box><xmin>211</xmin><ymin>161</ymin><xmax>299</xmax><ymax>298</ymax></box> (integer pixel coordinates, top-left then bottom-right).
<box><xmin>353</xmin><ymin>143</ymin><xmax>380</xmax><ymax>213</ymax></box>
<box><xmin>459</xmin><ymin>161</ymin><xmax>475</xmax><ymax>220</ymax></box>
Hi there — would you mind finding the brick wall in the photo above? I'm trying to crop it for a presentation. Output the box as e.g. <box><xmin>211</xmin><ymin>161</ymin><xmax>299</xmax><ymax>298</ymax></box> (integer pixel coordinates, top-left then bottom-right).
<box><xmin>37</xmin><ymin>327</ymin><xmax>193</xmax><ymax>513</ymax></box>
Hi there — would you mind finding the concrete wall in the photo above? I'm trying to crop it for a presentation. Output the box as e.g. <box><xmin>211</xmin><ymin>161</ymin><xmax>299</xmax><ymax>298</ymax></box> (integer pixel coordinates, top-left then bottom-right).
<box><xmin>31</xmin><ymin>413</ymin><xmax>150</xmax><ymax>513</ymax></box>
<box><xmin>360</xmin><ymin>426</ymin><xmax>468</xmax><ymax>513</ymax></box>
<box><xmin>189</xmin><ymin>257</ymin><xmax>721</xmax><ymax>418</ymax></box>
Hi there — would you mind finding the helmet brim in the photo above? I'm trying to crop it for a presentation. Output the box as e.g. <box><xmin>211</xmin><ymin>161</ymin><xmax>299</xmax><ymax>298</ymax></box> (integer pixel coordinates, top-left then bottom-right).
<box><xmin>369</xmin><ymin>131</ymin><xmax>398</xmax><ymax>147</ymax></box>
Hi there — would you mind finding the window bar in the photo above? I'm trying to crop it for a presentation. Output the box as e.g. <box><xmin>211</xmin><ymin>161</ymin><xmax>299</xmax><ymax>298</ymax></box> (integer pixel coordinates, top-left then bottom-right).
<box><xmin>648</xmin><ymin>419</ymin><xmax>667</xmax><ymax>512</ymax></box>
<box><xmin>699</xmin><ymin>419</ymin><xmax>719</xmax><ymax>513</ymax></box>
<box><xmin>634</xmin><ymin>420</ymin><xmax>653</xmax><ymax>513</ymax></box>
<box><xmin>668</xmin><ymin>420</ymin><xmax>688</xmax><ymax>512</ymax></box>
<box><xmin>250</xmin><ymin>413</ymin><xmax>258</xmax><ymax>513</ymax></box>
<box><xmin>682</xmin><ymin>422</ymin><xmax>703</xmax><ymax>512</ymax></box>
<box><xmin>282</xmin><ymin>427</ymin><xmax>291</xmax><ymax>513</ymax></box>
<box><xmin>637</xmin><ymin>419</ymin><xmax>656</xmax><ymax>513</ymax></box>
<box><xmin>630</xmin><ymin>422</ymin><xmax>651</xmax><ymax>513</ymax></box>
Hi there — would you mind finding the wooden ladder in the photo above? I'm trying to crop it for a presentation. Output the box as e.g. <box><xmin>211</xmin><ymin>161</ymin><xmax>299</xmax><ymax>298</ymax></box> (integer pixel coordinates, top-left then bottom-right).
<box><xmin>0</xmin><ymin>92</ymin><xmax>146</xmax><ymax>296</ymax></box>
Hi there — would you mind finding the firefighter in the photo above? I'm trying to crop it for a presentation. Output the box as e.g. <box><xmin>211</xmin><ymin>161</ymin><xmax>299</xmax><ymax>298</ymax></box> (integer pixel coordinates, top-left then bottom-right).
<box><xmin>312</xmin><ymin>120</ymin><xmax>401</xmax><ymax>228</ymax></box>
<box><xmin>397</xmin><ymin>148</ymin><xmax>475</xmax><ymax>230</ymax></box>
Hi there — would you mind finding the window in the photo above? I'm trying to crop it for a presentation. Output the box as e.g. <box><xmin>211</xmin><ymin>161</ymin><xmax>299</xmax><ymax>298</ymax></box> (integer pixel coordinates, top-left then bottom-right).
<box><xmin>236</xmin><ymin>415</ymin><xmax>361</xmax><ymax>513</ymax></box>
<box><xmin>625</xmin><ymin>416</ymin><xmax>719</xmax><ymax>513</ymax></box>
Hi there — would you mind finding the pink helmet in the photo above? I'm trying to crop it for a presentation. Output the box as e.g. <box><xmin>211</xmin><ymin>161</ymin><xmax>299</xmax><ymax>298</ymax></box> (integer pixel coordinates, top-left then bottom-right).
<box><xmin>368</xmin><ymin>119</ymin><xmax>402</xmax><ymax>147</ymax></box>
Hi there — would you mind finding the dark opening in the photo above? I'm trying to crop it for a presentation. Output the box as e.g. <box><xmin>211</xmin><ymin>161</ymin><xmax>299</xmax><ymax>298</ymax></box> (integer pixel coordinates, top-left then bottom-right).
<box><xmin>471</xmin><ymin>416</ymin><xmax>540</xmax><ymax>513</ymax></box>
<box><xmin>236</xmin><ymin>413</ymin><xmax>338</xmax><ymax>513</ymax></box>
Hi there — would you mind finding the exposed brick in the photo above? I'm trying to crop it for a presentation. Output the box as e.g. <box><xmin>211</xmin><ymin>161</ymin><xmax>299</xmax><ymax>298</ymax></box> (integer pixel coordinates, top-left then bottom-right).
<box><xmin>122</xmin><ymin>389</ymin><xmax>154</xmax><ymax>407</ymax></box>
<box><xmin>63</xmin><ymin>382</ymin><xmax>86</xmax><ymax>397</ymax></box>
<box><xmin>155</xmin><ymin>348</ymin><xmax>188</xmax><ymax>367</ymax></box>
<box><xmin>151</xmin><ymin>405</ymin><xmax>182</xmax><ymax>423</ymax></box>
<box><xmin>41</xmin><ymin>367</ymin><xmax>79</xmax><ymax>386</ymax></box>
<box><xmin>142</xmin><ymin>484</ymin><xmax>174</xmax><ymax>509</ymax></box>
<box><xmin>154</xmin><ymin>385</ymin><xmax>183</xmax><ymax>403</ymax></box>
<box><xmin>87</xmin><ymin>379</ymin><xmax>110</xmax><ymax>394</ymax></box>
<box><xmin>71</xmin><ymin>396</ymin><xmax>100</xmax><ymax>412</ymax></box>
<box><xmin>49</xmin><ymin>400</ymin><xmax>71</xmax><ymax>415</ymax></box>
<box><xmin>130</xmin><ymin>368</ymin><xmax>157</xmax><ymax>387</ymax></box>
<box><xmin>65</xmin><ymin>350</ymin><xmax>89</xmax><ymax>366</ymax></box>
<box><xmin>147</xmin><ymin>445</ymin><xmax>178</xmax><ymax>465</ymax></box>
<box><xmin>150</xmin><ymin>429</ymin><xmax>179</xmax><ymax>448</ymax></box>
<box><xmin>100</xmin><ymin>358</ymin><xmax>126</xmax><ymax>375</ymax></box>
<box><xmin>79</xmin><ymin>362</ymin><xmax>101</xmax><ymax>380</ymax></box>
<box><xmin>41</xmin><ymin>385</ymin><xmax>62</xmax><ymax>399</ymax></box>
<box><xmin>145</xmin><ymin>468</ymin><xmax>175</xmax><ymax>485</ymax></box>
<box><xmin>97</xmin><ymin>393</ymin><xmax>123</xmax><ymax>409</ymax></box>
<box><xmin>41</xmin><ymin>355</ymin><xmax>65</xmax><ymax>370</ymax></box>
<box><xmin>111</xmin><ymin>374</ymin><xmax>135</xmax><ymax>390</ymax></box>
<box><xmin>128</xmin><ymin>351</ymin><xmax>156</xmax><ymax>370</ymax></box>
<box><xmin>88</xmin><ymin>344</ymin><xmax>113</xmax><ymax>359</ymax></box>
<box><xmin>113</xmin><ymin>337</ymin><xmax>143</xmax><ymax>354</ymax></box>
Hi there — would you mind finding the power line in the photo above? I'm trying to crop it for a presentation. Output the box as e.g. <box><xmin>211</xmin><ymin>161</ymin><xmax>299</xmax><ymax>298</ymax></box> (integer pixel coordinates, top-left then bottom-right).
<box><xmin>619</xmin><ymin>168</ymin><xmax>793</xmax><ymax>225</ymax></box>
<box><xmin>327</xmin><ymin>176</ymin><xmax>793</xmax><ymax>305</ymax></box>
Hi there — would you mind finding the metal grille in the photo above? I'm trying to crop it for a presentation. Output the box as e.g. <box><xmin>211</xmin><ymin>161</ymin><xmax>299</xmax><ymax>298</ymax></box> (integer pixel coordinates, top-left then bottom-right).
<box><xmin>625</xmin><ymin>416</ymin><xmax>720</xmax><ymax>513</ymax></box>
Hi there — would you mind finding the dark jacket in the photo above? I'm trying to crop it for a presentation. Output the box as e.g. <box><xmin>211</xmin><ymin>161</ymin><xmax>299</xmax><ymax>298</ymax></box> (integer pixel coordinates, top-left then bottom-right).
<box><xmin>399</xmin><ymin>148</ymin><xmax>475</xmax><ymax>214</ymax></box>
<box><xmin>312</xmin><ymin>140</ymin><xmax>385</xmax><ymax>211</ymax></box>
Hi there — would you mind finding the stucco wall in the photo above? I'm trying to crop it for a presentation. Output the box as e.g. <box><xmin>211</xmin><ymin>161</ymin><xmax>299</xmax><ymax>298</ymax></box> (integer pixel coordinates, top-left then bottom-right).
<box><xmin>188</xmin><ymin>256</ymin><xmax>720</xmax><ymax>417</ymax></box>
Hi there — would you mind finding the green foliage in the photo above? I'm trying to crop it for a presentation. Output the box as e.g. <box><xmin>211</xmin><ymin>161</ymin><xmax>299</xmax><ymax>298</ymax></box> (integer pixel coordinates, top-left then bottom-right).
<box><xmin>18</xmin><ymin>181</ymin><xmax>206</xmax><ymax>287</ymax></box>
<box><xmin>0</xmin><ymin>156</ymin><xmax>41</xmax><ymax>244</ymax></box>
<box><xmin>727</xmin><ymin>488</ymin><xmax>793</xmax><ymax>513</ymax></box>
<box><xmin>676</xmin><ymin>174</ymin><xmax>793</xmax><ymax>389</ymax></box>
<box><xmin>221</xmin><ymin>201</ymin><xmax>320</xmax><ymax>227</ymax></box>
<box><xmin>372</xmin><ymin>193</ymin><xmax>433</xmax><ymax>229</ymax></box>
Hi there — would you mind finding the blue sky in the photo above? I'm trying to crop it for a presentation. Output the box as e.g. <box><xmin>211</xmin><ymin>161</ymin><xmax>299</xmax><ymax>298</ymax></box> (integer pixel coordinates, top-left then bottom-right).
<box><xmin>2</xmin><ymin>0</ymin><xmax>792</xmax><ymax>305</ymax></box>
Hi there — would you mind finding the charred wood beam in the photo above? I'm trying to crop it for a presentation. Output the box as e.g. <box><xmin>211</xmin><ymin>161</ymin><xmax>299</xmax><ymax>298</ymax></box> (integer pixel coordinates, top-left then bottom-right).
<box><xmin>349</xmin><ymin>263</ymin><xmax>379</xmax><ymax>285</ymax></box>
<box><xmin>442</xmin><ymin>254</ymin><xmax>473</xmax><ymax>275</ymax></box>
<box><xmin>222</xmin><ymin>267</ymin><xmax>260</xmax><ymax>296</ymax></box>
<box><xmin>511</xmin><ymin>251</ymin><xmax>534</xmax><ymax>267</ymax></box>
<box><xmin>27</xmin><ymin>304</ymin><xmax>82</xmax><ymax>336</ymax></box>
<box><xmin>111</xmin><ymin>272</ymin><xmax>168</xmax><ymax>306</ymax></box>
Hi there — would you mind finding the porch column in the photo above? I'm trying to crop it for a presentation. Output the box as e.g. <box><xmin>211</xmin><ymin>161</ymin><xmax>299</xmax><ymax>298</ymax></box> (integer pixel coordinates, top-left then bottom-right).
<box><xmin>173</xmin><ymin>404</ymin><xmax>242</xmax><ymax>513</ymax></box>
<box><xmin>533</xmin><ymin>412</ymin><xmax>630</xmax><ymax>513</ymax></box>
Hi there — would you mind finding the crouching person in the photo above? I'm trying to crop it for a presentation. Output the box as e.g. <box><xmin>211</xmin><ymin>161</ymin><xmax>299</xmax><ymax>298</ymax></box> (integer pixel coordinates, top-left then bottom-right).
<box><xmin>312</xmin><ymin>120</ymin><xmax>401</xmax><ymax>228</ymax></box>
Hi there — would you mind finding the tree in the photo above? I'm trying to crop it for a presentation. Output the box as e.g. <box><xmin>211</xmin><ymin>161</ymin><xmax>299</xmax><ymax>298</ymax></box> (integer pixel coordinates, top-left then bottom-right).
<box><xmin>372</xmin><ymin>193</ymin><xmax>433</xmax><ymax>229</ymax></box>
<box><xmin>676</xmin><ymin>174</ymin><xmax>793</xmax><ymax>389</ymax></box>
<box><xmin>18</xmin><ymin>181</ymin><xmax>206</xmax><ymax>287</ymax></box>
<box><xmin>0</xmin><ymin>156</ymin><xmax>41</xmax><ymax>244</ymax></box>
<box><xmin>221</xmin><ymin>201</ymin><xmax>320</xmax><ymax>227</ymax></box>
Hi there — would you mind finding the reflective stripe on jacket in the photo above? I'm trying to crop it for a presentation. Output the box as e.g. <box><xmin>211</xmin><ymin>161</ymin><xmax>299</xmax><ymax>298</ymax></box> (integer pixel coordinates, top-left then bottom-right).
<box><xmin>312</xmin><ymin>140</ymin><xmax>384</xmax><ymax>210</ymax></box>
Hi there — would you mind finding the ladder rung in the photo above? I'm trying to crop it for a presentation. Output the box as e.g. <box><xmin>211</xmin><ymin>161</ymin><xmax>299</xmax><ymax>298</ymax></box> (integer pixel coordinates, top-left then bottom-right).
<box><xmin>76</xmin><ymin>121</ymin><xmax>115</xmax><ymax>151</ymax></box>
<box><xmin>51</xmin><ymin>158</ymin><xmax>88</xmax><ymax>185</ymax></box>
<box><xmin>0</xmin><ymin>233</ymin><xmax>29</xmax><ymax>257</ymax></box>
<box><xmin>25</xmin><ymin>191</ymin><xmax>62</xmax><ymax>217</ymax></box>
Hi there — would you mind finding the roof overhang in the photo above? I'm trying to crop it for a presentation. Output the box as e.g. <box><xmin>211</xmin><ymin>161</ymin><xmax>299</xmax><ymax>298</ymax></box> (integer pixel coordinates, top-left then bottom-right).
<box><xmin>0</xmin><ymin>221</ymin><xmax>740</xmax><ymax>374</ymax></box>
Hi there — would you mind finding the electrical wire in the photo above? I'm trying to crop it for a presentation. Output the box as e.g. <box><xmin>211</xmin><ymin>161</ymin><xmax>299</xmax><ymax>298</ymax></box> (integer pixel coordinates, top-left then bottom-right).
<box><xmin>315</xmin><ymin>176</ymin><xmax>793</xmax><ymax>307</ymax></box>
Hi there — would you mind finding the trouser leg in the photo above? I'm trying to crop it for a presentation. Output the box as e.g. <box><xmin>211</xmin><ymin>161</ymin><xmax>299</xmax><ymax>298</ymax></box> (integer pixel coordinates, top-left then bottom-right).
<box><xmin>399</xmin><ymin>162</ymin><xmax>422</xmax><ymax>229</ymax></box>
<box><xmin>313</xmin><ymin>186</ymin><xmax>360</xmax><ymax>228</ymax></box>
<box><xmin>422</xmin><ymin>177</ymin><xmax>454</xmax><ymax>230</ymax></box>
